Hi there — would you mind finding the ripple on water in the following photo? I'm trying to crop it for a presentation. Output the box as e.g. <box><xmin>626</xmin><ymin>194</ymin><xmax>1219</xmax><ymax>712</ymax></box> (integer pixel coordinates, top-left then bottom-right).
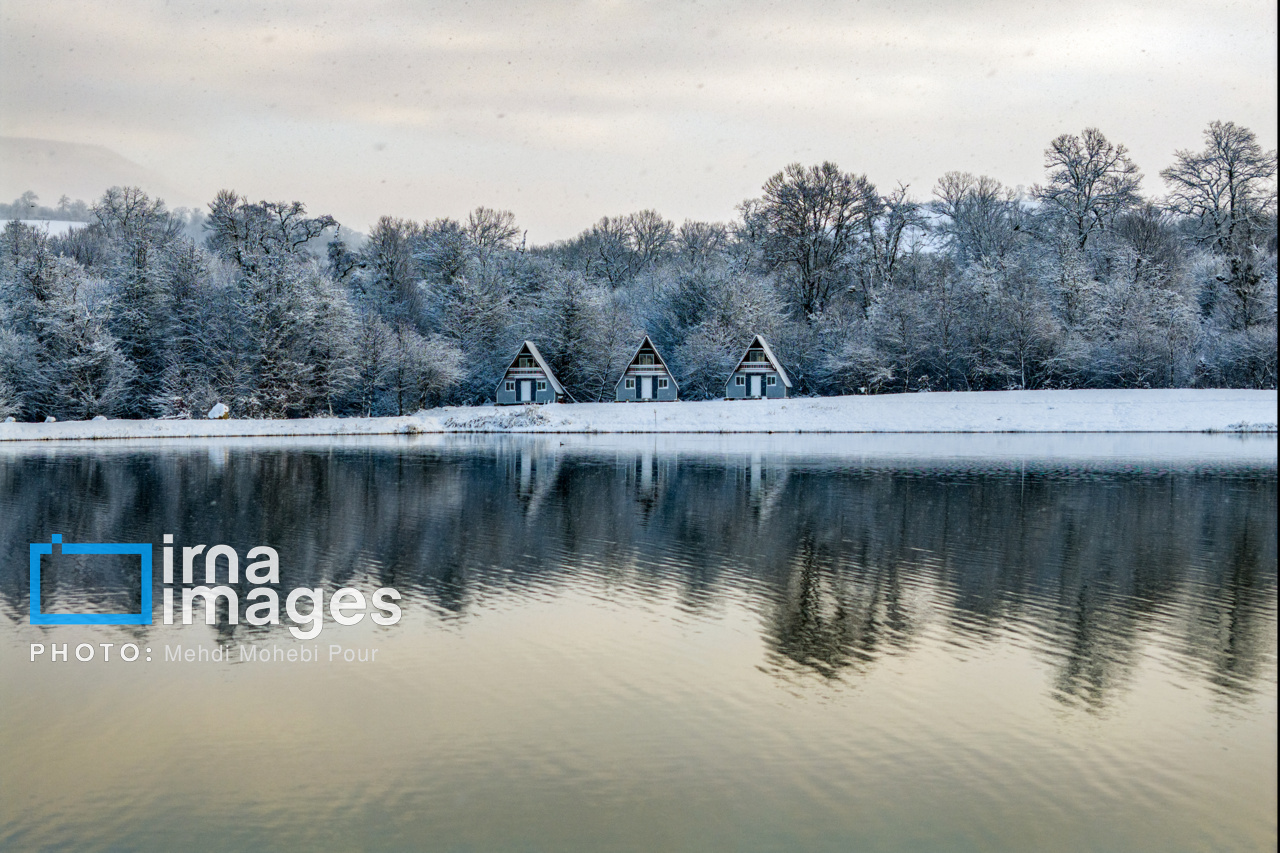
<box><xmin>0</xmin><ymin>439</ymin><xmax>1274</xmax><ymax>852</ymax></box>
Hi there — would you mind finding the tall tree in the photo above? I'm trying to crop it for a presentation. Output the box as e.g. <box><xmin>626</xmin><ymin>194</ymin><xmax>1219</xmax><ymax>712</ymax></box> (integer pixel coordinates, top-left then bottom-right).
<box><xmin>204</xmin><ymin>191</ymin><xmax>337</xmax><ymax>271</ymax></box>
<box><xmin>1161</xmin><ymin>121</ymin><xmax>1277</xmax><ymax>255</ymax></box>
<box><xmin>415</xmin><ymin>218</ymin><xmax>473</xmax><ymax>292</ymax></box>
<box><xmin>465</xmin><ymin>207</ymin><xmax>520</xmax><ymax>254</ymax></box>
<box><xmin>1162</xmin><ymin>121</ymin><xmax>1277</xmax><ymax>333</ymax></box>
<box><xmin>1037</xmin><ymin>128</ymin><xmax>1143</xmax><ymax>250</ymax></box>
<box><xmin>360</xmin><ymin>216</ymin><xmax>424</xmax><ymax>320</ymax></box>
<box><xmin>675</xmin><ymin>220</ymin><xmax>730</xmax><ymax>270</ymax></box>
<box><xmin>757</xmin><ymin>162</ymin><xmax>879</xmax><ymax>317</ymax></box>
<box><xmin>92</xmin><ymin>186</ymin><xmax>183</xmax><ymax>414</ymax></box>
<box><xmin>627</xmin><ymin>209</ymin><xmax>675</xmax><ymax>272</ymax></box>
<box><xmin>932</xmin><ymin>172</ymin><xmax>1024</xmax><ymax>265</ymax></box>
<box><xmin>860</xmin><ymin>183</ymin><xmax>924</xmax><ymax>293</ymax></box>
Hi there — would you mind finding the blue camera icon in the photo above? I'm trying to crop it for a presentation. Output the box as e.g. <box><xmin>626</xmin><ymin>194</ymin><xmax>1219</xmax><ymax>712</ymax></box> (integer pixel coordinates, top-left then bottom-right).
<box><xmin>29</xmin><ymin>535</ymin><xmax>153</xmax><ymax>625</ymax></box>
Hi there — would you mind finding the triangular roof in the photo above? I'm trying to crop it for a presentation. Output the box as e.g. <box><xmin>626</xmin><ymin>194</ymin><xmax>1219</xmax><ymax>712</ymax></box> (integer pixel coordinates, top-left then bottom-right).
<box><xmin>729</xmin><ymin>335</ymin><xmax>793</xmax><ymax>389</ymax></box>
<box><xmin>501</xmin><ymin>340</ymin><xmax>566</xmax><ymax>396</ymax></box>
<box><xmin>614</xmin><ymin>335</ymin><xmax>679</xmax><ymax>393</ymax></box>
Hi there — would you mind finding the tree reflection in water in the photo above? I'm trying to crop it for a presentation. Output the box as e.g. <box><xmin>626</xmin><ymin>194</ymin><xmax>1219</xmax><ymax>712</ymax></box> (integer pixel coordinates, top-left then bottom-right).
<box><xmin>0</xmin><ymin>439</ymin><xmax>1274</xmax><ymax>709</ymax></box>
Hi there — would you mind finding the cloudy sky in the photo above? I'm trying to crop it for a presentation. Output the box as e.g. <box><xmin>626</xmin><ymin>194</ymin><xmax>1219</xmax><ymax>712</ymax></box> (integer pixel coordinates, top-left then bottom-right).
<box><xmin>2</xmin><ymin>0</ymin><xmax>1275</xmax><ymax>242</ymax></box>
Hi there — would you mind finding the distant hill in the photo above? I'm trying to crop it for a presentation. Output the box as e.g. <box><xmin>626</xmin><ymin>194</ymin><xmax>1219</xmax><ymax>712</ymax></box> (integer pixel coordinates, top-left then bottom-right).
<box><xmin>0</xmin><ymin>220</ymin><xmax>91</xmax><ymax>237</ymax></box>
<box><xmin>0</xmin><ymin>137</ymin><xmax>198</xmax><ymax>210</ymax></box>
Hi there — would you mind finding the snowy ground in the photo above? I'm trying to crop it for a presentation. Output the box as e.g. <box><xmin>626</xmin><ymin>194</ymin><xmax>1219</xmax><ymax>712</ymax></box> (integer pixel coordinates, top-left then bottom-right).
<box><xmin>1</xmin><ymin>389</ymin><xmax>1275</xmax><ymax>442</ymax></box>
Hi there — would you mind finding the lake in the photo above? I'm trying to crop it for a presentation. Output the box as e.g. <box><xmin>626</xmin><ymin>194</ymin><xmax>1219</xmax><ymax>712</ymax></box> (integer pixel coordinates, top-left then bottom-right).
<box><xmin>1</xmin><ymin>434</ymin><xmax>1276</xmax><ymax>852</ymax></box>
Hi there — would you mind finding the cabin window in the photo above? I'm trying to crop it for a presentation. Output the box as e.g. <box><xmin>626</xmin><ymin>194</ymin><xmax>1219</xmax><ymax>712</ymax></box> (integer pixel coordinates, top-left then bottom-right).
<box><xmin>625</xmin><ymin>378</ymin><xmax>635</xmax><ymax>389</ymax></box>
<box><xmin>537</xmin><ymin>380</ymin><xmax>547</xmax><ymax>391</ymax></box>
<box><xmin>505</xmin><ymin>381</ymin><xmax>515</xmax><ymax>392</ymax></box>
<box><xmin>767</xmin><ymin>376</ymin><xmax>777</xmax><ymax>386</ymax></box>
<box><xmin>658</xmin><ymin>378</ymin><xmax>668</xmax><ymax>389</ymax></box>
<box><xmin>638</xmin><ymin>354</ymin><xmax>655</xmax><ymax>365</ymax></box>
<box><xmin>735</xmin><ymin>375</ymin><xmax>745</xmax><ymax>386</ymax></box>
<box><xmin>748</xmin><ymin>350</ymin><xmax>766</xmax><ymax>362</ymax></box>
<box><xmin>518</xmin><ymin>356</ymin><xmax>534</xmax><ymax>368</ymax></box>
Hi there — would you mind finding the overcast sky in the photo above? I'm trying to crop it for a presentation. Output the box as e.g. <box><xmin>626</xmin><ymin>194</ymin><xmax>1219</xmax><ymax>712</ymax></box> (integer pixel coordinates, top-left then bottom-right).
<box><xmin>2</xmin><ymin>0</ymin><xmax>1275</xmax><ymax>242</ymax></box>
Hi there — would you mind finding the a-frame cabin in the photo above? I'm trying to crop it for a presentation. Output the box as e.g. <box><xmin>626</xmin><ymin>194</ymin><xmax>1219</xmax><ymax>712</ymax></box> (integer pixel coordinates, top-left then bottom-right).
<box><xmin>495</xmin><ymin>341</ymin><xmax>569</xmax><ymax>405</ymax></box>
<box><xmin>614</xmin><ymin>335</ymin><xmax>679</xmax><ymax>402</ymax></box>
<box><xmin>724</xmin><ymin>335</ymin><xmax>792</xmax><ymax>399</ymax></box>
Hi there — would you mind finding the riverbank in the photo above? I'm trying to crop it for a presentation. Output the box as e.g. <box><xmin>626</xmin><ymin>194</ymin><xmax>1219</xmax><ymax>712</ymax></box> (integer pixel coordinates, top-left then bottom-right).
<box><xmin>1</xmin><ymin>389</ymin><xmax>1275</xmax><ymax>441</ymax></box>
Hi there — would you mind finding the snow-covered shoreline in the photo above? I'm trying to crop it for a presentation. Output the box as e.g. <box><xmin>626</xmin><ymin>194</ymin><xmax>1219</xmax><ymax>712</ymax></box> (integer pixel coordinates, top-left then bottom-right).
<box><xmin>1</xmin><ymin>389</ymin><xmax>1275</xmax><ymax>442</ymax></box>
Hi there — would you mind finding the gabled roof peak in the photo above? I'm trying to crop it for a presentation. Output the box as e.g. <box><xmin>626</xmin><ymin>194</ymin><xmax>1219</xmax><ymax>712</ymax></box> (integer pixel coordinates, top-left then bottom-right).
<box><xmin>500</xmin><ymin>340</ymin><xmax>566</xmax><ymax>396</ymax></box>
<box><xmin>615</xmin><ymin>334</ymin><xmax>679</xmax><ymax>392</ymax></box>
<box><xmin>730</xmin><ymin>334</ymin><xmax>793</xmax><ymax>388</ymax></box>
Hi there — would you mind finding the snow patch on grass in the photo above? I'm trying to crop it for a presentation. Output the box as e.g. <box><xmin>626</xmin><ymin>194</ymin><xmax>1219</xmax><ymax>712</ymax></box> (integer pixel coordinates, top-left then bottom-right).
<box><xmin>443</xmin><ymin>405</ymin><xmax>553</xmax><ymax>431</ymax></box>
<box><xmin>1224</xmin><ymin>421</ymin><xmax>1279</xmax><ymax>433</ymax></box>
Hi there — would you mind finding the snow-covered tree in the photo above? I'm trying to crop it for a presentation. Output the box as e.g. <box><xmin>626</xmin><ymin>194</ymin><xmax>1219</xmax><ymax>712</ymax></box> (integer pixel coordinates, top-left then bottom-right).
<box><xmin>93</xmin><ymin>186</ymin><xmax>184</xmax><ymax>415</ymax></box>
<box><xmin>755</xmin><ymin>161</ymin><xmax>879</xmax><ymax>317</ymax></box>
<box><xmin>536</xmin><ymin>270</ymin><xmax>637</xmax><ymax>401</ymax></box>
<box><xmin>2</xmin><ymin>128</ymin><xmax>1274</xmax><ymax>418</ymax></box>
<box><xmin>1036</xmin><ymin>128</ymin><xmax>1143</xmax><ymax>251</ymax></box>
<box><xmin>204</xmin><ymin>191</ymin><xmax>337</xmax><ymax>271</ymax></box>
<box><xmin>383</xmin><ymin>327</ymin><xmax>465</xmax><ymax>414</ymax></box>
<box><xmin>932</xmin><ymin>172</ymin><xmax>1026</xmax><ymax>266</ymax></box>
<box><xmin>0</xmin><ymin>375</ymin><xmax>20</xmax><ymax>420</ymax></box>
<box><xmin>1162</xmin><ymin>121</ymin><xmax>1277</xmax><ymax>257</ymax></box>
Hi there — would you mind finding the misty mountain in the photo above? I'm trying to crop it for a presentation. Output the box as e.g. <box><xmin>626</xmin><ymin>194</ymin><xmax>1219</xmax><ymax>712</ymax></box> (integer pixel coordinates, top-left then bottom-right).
<box><xmin>0</xmin><ymin>137</ymin><xmax>196</xmax><ymax>211</ymax></box>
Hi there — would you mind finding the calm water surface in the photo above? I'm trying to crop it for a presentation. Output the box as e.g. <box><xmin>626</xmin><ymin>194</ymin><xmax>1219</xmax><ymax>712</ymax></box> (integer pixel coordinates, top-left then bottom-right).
<box><xmin>1</xmin><ymin>434</ymin><xmax>1276</xmax><ymax>852</ymax></box>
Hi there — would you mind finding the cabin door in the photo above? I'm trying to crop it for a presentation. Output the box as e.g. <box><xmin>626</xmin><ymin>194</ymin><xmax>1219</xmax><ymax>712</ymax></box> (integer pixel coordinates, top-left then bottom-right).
<box><xmin>749</xmin><ymin>375</ymin><xmax>762</xmax><ymax>397</ymax></box>
<box><xmin>640</xmin><ymin>376</ymin><xmax>653</xmax><ymax>400</ymax></box>
<box><xmin>519</xmin><ymin>380</ymin><xmax>533</xmax><ymax>402</ymax></box>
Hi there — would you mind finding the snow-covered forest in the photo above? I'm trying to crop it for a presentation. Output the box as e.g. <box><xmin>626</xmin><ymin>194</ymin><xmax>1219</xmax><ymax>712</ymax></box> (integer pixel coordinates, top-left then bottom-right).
<box><xmin>0</xmin><ymin>122</ymin><xmax>1275</xmax><ymax>421</ymax></box>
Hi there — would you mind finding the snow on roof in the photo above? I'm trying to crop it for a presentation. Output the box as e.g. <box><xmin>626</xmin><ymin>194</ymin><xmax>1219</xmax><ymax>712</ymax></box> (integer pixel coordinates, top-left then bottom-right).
<box><xmin>614</xmin><ymin>335</ymin><xmax>679</xmax><ymax>393</ymax></box>
<box><xmin>500</xmin><ymin>340</ymin><xmax>566</xmax><ymax>397</ymax></box>
<box><xmin>729</xmin><ymin>335</ymin><xmax>793</xmax><ymax>389</ymax></box>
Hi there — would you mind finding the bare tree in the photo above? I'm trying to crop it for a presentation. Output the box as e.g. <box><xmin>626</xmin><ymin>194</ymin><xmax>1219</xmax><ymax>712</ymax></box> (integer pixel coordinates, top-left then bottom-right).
<box><xmin>589</xmin><ymin>215</ymin><xmax>634</xmax><ymax>288</ymax></box>
<box><xmin>862</xmin><ymin>183</ymin><xmax>925</xmax><ymax>291</ymax></box>
<box><xmin>932</xmin><ymin>172</ymin><xmax>1024</xmax><ymax>265</ymax></box>
<box><xmin>465</xmin><ymin>207</ymin><xmax>520</xmax><ymax>277</ymax></box>
<box><xmin>627</xmin><ymin>209</ymin><xmax>675</xmax><ymax>270</ymax></box>
<box><xmin>1163</xmin><ymin>122</ymin><xmax>1277</xmax><ymax>333</ymax></box>
<box><xmin>1162</xmin><ymin>121</ymin><xmax>1276</xmax><ymax>255</ymax></box>
<box><xmin>465</xmin><ymin>207</ymin><xmax>519</xmax><ymax>252</ymax></box>
<box><xmin>204</xmin><ymin>191</ymin><xmax>337</xmax><ymax>270</ymax></box>
<box><xmin>758</xmin><ymin>161</ymin><xmax>879</xmax><ymax>317</ymax></box>
<box><xmin>1037</xmin><ymin>128</ymin><xmax>1143</xmax><ymax>250</ymax></box>
<box><xmin>93</xmin><ymin>186</ymin><xmax>182</xmax><ymax>262</ymax></box>
<box><xmin>676</xmin><ymin>220</ymin><xmax>730</xmax><ymax>269</ymax></box>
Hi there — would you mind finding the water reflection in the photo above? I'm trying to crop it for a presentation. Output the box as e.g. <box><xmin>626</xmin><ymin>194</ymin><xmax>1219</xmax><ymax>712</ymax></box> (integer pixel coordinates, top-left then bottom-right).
<box><xmin>767</xmin><ymin>535</ymin><xmax>920</xmax><ymax>680</ymax></box>
<box><xmin>1</xmin><ymin>437</ymin><xmax>1275</xmax><ymax>710</ymax></box>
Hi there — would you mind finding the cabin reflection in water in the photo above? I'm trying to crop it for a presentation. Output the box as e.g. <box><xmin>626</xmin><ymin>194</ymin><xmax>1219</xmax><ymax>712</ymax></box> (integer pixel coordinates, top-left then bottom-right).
<box><xmin>498</xmin><ymin>439</ymin><xmax>563</xmax><ymax>518</ymax></box>
<box><xmin>742</xmin><ymin>451</ymin><xmax>791</xmax><ymax>521</ymax></box>
<box><xmin>626</xmin><ymin>446</ymin><xmax>674</xmax><ymax>519</ymax></box>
